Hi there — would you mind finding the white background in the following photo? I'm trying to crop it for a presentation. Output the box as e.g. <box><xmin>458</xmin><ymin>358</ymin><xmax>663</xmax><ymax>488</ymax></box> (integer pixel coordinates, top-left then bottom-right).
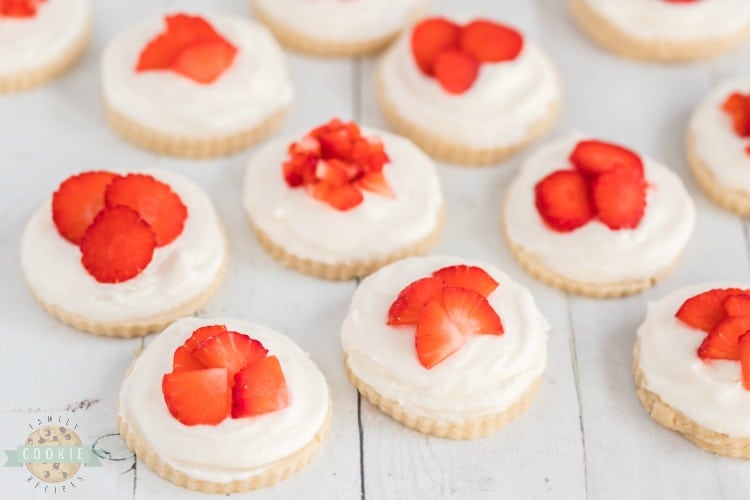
<box><xmin>2</xmin><ymin>0</ymin><xmax>750</xmax><ymax>499</ymax></box>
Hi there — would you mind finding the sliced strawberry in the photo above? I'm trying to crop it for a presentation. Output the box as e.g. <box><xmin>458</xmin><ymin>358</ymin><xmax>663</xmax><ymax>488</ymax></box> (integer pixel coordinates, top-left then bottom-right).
<box><xmin>232</xmin><ymin>356</ymin><xmax>291</xmax><ymax>418</ymax></box>
<box><xmin>458</xmin><ymin>20</ymin><xmax>523</xmax><ymax>63</ymax></box>
<box><xmin>740</xmin><ymin>333</ymin><xmax>750</xmax><ymax>390</ymax></box>
<box><xmin>415</xmin><ymin>297</ymin><xmax>467</xmax><ymax>368</ymax></box>
<box><xmin>591</xmin><ymin>166</ymin><xmax>647</xmax><ymax>230</ymax></box>
<box><xmin>283</xmin><ymin>153</ymin><xmax>317</xmax><ymax>187</ymax></box>
<box><xmin>698</xmin><ymin>316</ymin><xmax>750</xmax><ymax>361</ymax></box>
<box><xmin>162</xmin><ymin>368</ymin><xmax>231</xmax><ymax>425</ymax></box>
<box><xmin>314</xmin><ymin>121</ymin><xmax>356</xmax><ymax>160</ymax></box>
<box><xmin>1</xmin><ymin>0</ymin><xmax>43</xmax><ymax>17</ymax></box>
<box><xmin>172</xmin><ymin>39</ymin><xmax>238</xmax><ymax>84</ymax></box>
<box><xmin>136</xmin><ymin>14</ymin><xmax>225</xmax><ymax>71</ymax></box>
<box><xmin>440</xmin><ymin>286</ymin><xmax>504</xmax><ymax>336</ymax></box>
<box><xmin>351</xmin><ymin>137</ymin><xmax>390</xmax><ymax>174</ymax></box>
<box><xmin>184</xmin><ymin>324</ymin><xmax>228</xmax><ymax>350</ymax></box>
<box><xmin>192</xmin><ymin>331</ymin><xmax>268</xmax><ymax>381</ymax></box>
<box><xmin>411</xmin><ymin>18</ymin><xmax>461</xmax><ymax>75</ymax></box>
<box><xmin>104</xmin><ymin>174</ymin><xmax>188</xmax><ymax>247</ymax></box>
<box><xmin>432</xmin><ymin>265</ymin><xmax>499</xmax><ymax>298</ymax></box>
<box><xmin>136</xmin><ymin>34</ymin><xmax>187</xmax><ymax>71</ymax></box>
<box><xmin>676</xmin><ymin>288</ymin><xmax>744</xmax><ymax>332</ymax></box>
<box><xmin>569</xmin><ymin>140</ymin><xmax>644</xmax><ymax>178</ymax></box>
<box><xmin>165</xmin><ymin>13</ymin><xmax>221</xmax><ymax>44</ymax></box>
<box><xmin>315</xmin><ymin>159</ymin><xmax>350</xmax><ymax>187</ymax></box>
<box><xmin>79</xmin><ymin>206</ymin><xmax>156</xmax><ymax>283</ymax></box>
<box><xmin>356</xmin><ymin>172</ymin><xmax>395</xmax><ymax>198</ymax></box>
<box><xmin>387</xmin><ymin>276</ymin><xmax>444</xmax><ymax>326</ymax></box>
<box><xmin>52</xmin><ymin>171</ymin><xmax>121</xmax><ymax>245</ymax></box>
<box><xmin>722</xmin><ymin>93</ymin><xmax>750</xmax><ymax>138</ymax></box>
<box><xmin>433</xmin><ymin>50</ymin><xmax>480</xmax><ymax>94</ymax></box>
<box><xmin>313</xmin><ymin>182</ymin><xmax>364</xmax><ymax>211</ymax></box>
<box><xmin>724</xmin><ymin>293</ymin><xmax>750</xmax><ymax>317</ymax></box>
<box><xmin>172</xmin><ymin>346</ymin><xmax>205</xmax><ymax>372</ymax></box>
<box><xmin>534</xmin><ymin>169</ymin><xmax>595</xmax><ymax>232</ymax></box>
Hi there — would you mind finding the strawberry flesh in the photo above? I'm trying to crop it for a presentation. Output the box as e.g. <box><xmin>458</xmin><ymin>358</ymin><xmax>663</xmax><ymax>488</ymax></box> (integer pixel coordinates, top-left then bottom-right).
<box><xmin>52</xmin><ymin>171</ymin><xmax>121</xmax><ymax>245</ymax></box>
<box><xmin>411</xmin><ymin>18</ymin><xmax>461</xmax><ymax>75</ymax></box>
<box><xmin>724</xmin><ymin>294</ymin><xmax>750</xmax><ymax>317</ymax></box>
<box><xmin>184</xmin><ymin>324</ymin><xmax>228</xmax><ymax>351</ymax></box>
<box><xmin>415</xmin><ymin>297</ymin><xmax>467</xmax><ymax>369</ymax></box>
<box><xmin>192</xmin><ymin>331</ymin><xmax>269</xmax><ymax>382</ymax></box>
<box><xmin>172</xmin><ymin>39</ymin><xmax>238</xmax><ymax>84</ymax></box>
<box><xmin>458</xmin><ymin>20</ymin><xmax>523</xmax><ymax>63</ymax></box>
<box><xmin>162</xmin><ymin>368</ymin><xmax>231</xmax><ymax>426</ymax></box>
<box><xmin>591</xmin><ymin>166</ymin><xmax>647</xmax><ymax>230</ymax></box>
<box><xmin>432</xmin><ymin>265</ymin><xmax>499</xmax><ymax>297</ymax></box>
<box><xmin>232</xmin><ymin>356</ymin><xmax>291</xmax><ymax>417</ymax></box>
<box><xmin>433</xmin><ymin>49</ymin><xmax>480</xmax><ymax>94</ymax></box>
<box><xmin>172</xmin><ymin>345</ymin><xmax>206</xmax><ymax>372</ymax></box>
<box><xmin>676</xmin><ymin>288</ymin><xmax>744</xmax><ymax>332</ymax></box>
<box><xmin>722</xmin><ymin>92</ymin><xmax>750</xmax><ymax>138</ymax></box>
<box><xmin>535</xmin><ymin>169</ymin><xmax>596</xmax><ymax>232</ymax></box>
<box><xmin>387</xmin><ymin>276</ymin><xmax>445</xmax><ymax>326</ymax></box>
<box><xmin>739</xmin><ymin>332</ymin><xmax>750</xmax><ymax>390</ymax></box>
<box><xmin>698</xmin><ymin>316</ymin><xmax>750</xmax><ymax>361</ymax></box>
<box><xmin>569</xmin><ymin>140</ymin><xmax>644</xmax><ymax>178</ymax></box>
<box><xmin>440</xmin><ymin>286</ymin><xmax>504</xmax><ymax>336</ymax></box>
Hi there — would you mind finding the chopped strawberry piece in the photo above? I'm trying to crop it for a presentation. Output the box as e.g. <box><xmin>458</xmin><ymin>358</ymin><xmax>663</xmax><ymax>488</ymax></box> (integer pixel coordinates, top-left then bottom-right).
<box><xmin>725</xmin><ymin>294</ymin><xmax>750</xmax><ymax>317</ymax></box>
<box><xmin>315</xmin><ymin>183</ymin><xmax>364</xmax><ymax>211</ymax></box>
<box><xmin>162</xmin><ymin>368</ymin><xmax>231</xmax><ymax>426</ymax></box>
<box><xmin>104</xmin><ymin>174</ymin><xmax>188</xmax><ymax>247</ymax></box>
<box><xmin>722</xmin><ymin>92</ymin><xmax>750</xmax><ymax>138</ymax></box>
<box><xmin>698</xmin><ymin>316</ymin><xmax>750</xmax><ymax>361</ymax></box>
<box><xmin>1</xmin><ymin>0</ymin><xmax>44</xmax><ymax>17</ymax></box>
<box><xmin>415</xmin><ymin>297</ymin><xmax>467</xmax><ymax>369</ymax></box>
<box><xmin>165</xmin><ymin>13</ymin><xmax>221</xmax><ymax>44</ymax></box>
<box><xmin>172</xmin><ymin>39</ymin><xmax>238</xmax><ymax>84</ymax></box>
<box><xmin>80</xmin><ymin>206</ymin><xmax>156</xmax><ymax>283</ymax></box>
<box><xmin>192</xmin><ymin>331</ymin><xmax>268</xmax><ymax>382</ymax></box>
<box><xmin>676</xmin><ymin>288</ymin><xmax>744</xmax><ymax>332</ymax></box>
<box><xmin>458</xmin><ymin>20</ymin><xmax>523</xmax><ymax>63</ymax></box>
<box><xmin>316</xmin><ymin>159</ymin><xmax>351</xmax><ymax>187</ymax></box>
<box><xmin>356</xmin><ymin>172</ymin><xmax>395</xmax><ymax>198</ymax></box>
<box><xmin>184</xmin><ymin>324</ymin><xmax>228</xmax><ymax>350</ymax></box>
<box><xmin>534</xmin><ymin>169</ymin><xmax>595</xmax><ymax>232</ymax></box>
<box><xmin>440</xmin><ymin>286</ymin><xmax>504</xmax><ymax>336</ymax></box>
<box><xmin>283</xmin><ymin>153</ymin><xmax>317</xmax><ymax>187</ymax></box>
<box><xmin>591</xmin><ymin>166</ymin><xmax>647</xmax><ymax>230</ymax></box>
<box><xmin>387</xmin><ymin>276</ymin><xmax>445</xmax><ymax>326</ymax></box>
<box><xmin>232</xmin><ymin>356</ymin><xmax>291</xmax><ymax>417</ymax></box>
<box><xmin>433</xmin><ymin>50</ymin><xmax>480</xmax><ymax>94</ymax></box>
<box><xmin>52</xmin><ymin>171</ymin><xmax>121</xmax><ymax>245</ymax></box>
<box><xmin>432</xmin><ymin>265</ymin><xmax>499</xmax><ymax>297</ymax></box>
<box><xmin>136</xmin><ymin>14</ymin><xmax>223</xmax><ymax>71</ymax></box>
<box><xmin>569</xmin><ymin>140</ymin><xmax>645</xmax><ymax>178</ymax></box>
<box><xmin>739</xmin><ymin>333</ymin><xmax>750</xmax><ymax>390</ymax></box>
<box><xmin>136</xmin><ymin>34</ymin><xmax>187</xmax><ymax>72</ymax></box>
<box><xmin>411</xmin><ymin>18</ymin><xmax>461</xmax><ymax>75</ymax></box>
<box><xmin>172</xmin><ymin>346</ymin><xmax>206</xmax><ymax>372</ymax></box>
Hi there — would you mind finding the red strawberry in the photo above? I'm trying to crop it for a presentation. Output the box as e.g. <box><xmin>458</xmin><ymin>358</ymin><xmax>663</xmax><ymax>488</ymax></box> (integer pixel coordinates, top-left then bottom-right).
<box><xmin>136</xmin><ymin>34</ymin><xmax>187</xmax><ymax>72</ymax></box>
<box><xmin>411</xmin><ymin>18</ymin><xmax>461</xmax><ymax>75</ymax></box>
<box><xmin>316</xmin><ymin>159</ymin><xmax>351</xmax><ymax>187</ymax></box>
<box><xmin>172</xmin><ymin>39</ymin><xmax>238</xmax><ymax>84</ymax></box>
<box><xmin>172</xmin><ymin>346</ymin><xmax>205</xmax><ymax>372</ymax></box>
<box><xmin>662</xmin><ymin>0</ymin><xmax>699</xmax><ymax>3</ymax></box>
<box><xmin>162</xmin><ymin>368</ymin><xmax>231</xmax><ymax>425</ymax></box>
<box><xmin>192</xmin><ymin>331</ymin><xmax>269</xmax><ymax>381</ymax></box>
<box><xmin>387</xmin><ymin>276</ymin><xmax>444</xmax><ymax>326</ymax></box>
<box><xmin>283</xmin><ymin>153</ymin><xmax>317</xmax><ymax>187</ymax></box>
<box><xmin>356</xmin><ymin>172</ymin><xmax>395</xmax><ymax>198</ymax></box>
<box><xmin>184</xmin><ymin>324</ymin><xmax>228</xmax><ymax>350</ymax></box>
<box><xmin>105</xmin><ymin>174</ymin><xmax>188</xmax><ymax>247</ymax></box>
<box><xmin>440</xmin><ymin>286</ymin><xmax>504</xmax><ymax>336</ymax></box>
<box><xmin>165</xmin><ymin>13</ymin><xmax>221</xmax><ymax>44</ymax></box>
<box><xmin>1</xmin><ymin>0</ymin><xmax>43</xmax><ymax>17</ymax></box>
<box><xmin>432</xmin><ymin>265</ymin><xmax>499</xmax><ymax>298</ymax></box>
<box><xmin>415</xmin><ymin>297</ymin><xmax>467</xmax><ymax>368</ymax></box>
<box><xmin>534</xmin><ymin>170</ymin><xmax>595</xmax><ymax>232</ymax></box>
<box><xmin>458</xmin><ymin>20</ymin><xmax>523</xmax><ymax>63</ymax></box>
<box><xmin>591</xmin><ymin>166</ymin><xmax>647</xmax><ymax>230</ymax></box>
<box><xmin>80</xmin><ymin>206</ymin><xmax>156</xmax><ymax>283</ymax></box>
<box><xmin>676</xmin><ymin>288</ymin><xmax>744</xmax><ymax>332</ymax></box>
<box><xmin>724</xmin><ymin>294</ymin><xmax>750</xmax><ymax>317</ymax></box>
<box><xmin>722</xmin><ymin>93</ymin><xmax>750</xmax><ymax>138</ymax></box>
<box><xmin>698</xmin><ymin>316</ymin><xmax>750</xmax><ymax>361</ymax></box>
<box><xmin>433</xmin><ymin>50</ymin><xmax>480</xmax><ymax>94</ymax></box>
<box><xmin>136</xmin><ymin>14</ymin><xmax>224</xmax><ymax>71</ymax></box>
<box><xmin>312</xmin><ymin>182</ymin><xmax>364</xmax><ymax>211</ymax></box>
<box><xmin>52</xmin><ymin>171</ymin><xmax>121</xmax><ymax>245</ymax></box>
<box><xmin>569</xmin><ymin>140</ymin><xmax>644</xmax><ymax>178</ymax></box>
<box><xmin>232</xmin><ymin>356</ymin><xmax>291</xmax><ymax>418</ymax></box>
<box><xmin>739</xmin><ymin>333</ymin><xmax>750</xmax><ymax>390</ymax></box>
<box><xmin>315</xmin><ymin>121</ymin><xmax>356</xmax><ymax>160</ymax></box>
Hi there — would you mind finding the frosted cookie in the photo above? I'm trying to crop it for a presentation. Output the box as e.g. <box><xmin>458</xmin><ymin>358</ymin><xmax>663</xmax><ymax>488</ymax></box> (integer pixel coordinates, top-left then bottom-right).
<box><xmin>377</xmin><ymin>16</ymin><xmax>560</xmax><ymax>165</ymax></box>
<box><xmin>21</xmin><ymin>170</ymin><xmax>227</xmax><ymax>336</ymax></box>
<box><xmin>635</xmin><ymin>285</ymin><xmax>750</xmax><ymax>457</ymax></box>
<box><xmin>0</xmin><ymin>0</ymin><xmax>90</xmax><ymax>93</ymax></box>
<box><xmin>251</xmin><ymin>0</ymin><xmax>427</xmax><ymax>56</ymax></box>
<box><xmin>118</xmin><ymin>317</ymin><xmax>331</xmax><ymax>492</ymax></box>
<box><xmin>341</xmin><ymin>256</ymin><xmax>549</xmax><ymax>439</ymax></box>
<box><xmin>568</xmin><ymin>0</ymin><xmax>750</xmax><ymax>62</ymax></box>
<box><xmin>243</xmin><ymin>119</ymin><xmax>444</xmax><ymax>280</ymax></box>
<box><xmin>102</xmin><ymin>12</ymin><xmax>292</xmax><ymax>158</ymax></box>
<box><xmin>503</xmin><ymin>136</ymin><xmax>695</xmax><ymax>298</ymax></box>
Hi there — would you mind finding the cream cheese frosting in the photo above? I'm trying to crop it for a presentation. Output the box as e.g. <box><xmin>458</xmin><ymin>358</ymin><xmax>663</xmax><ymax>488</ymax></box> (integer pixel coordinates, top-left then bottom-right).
<box><xmin>0</xmin><ymin>0</ymin><xmax>90</xmax><ymax>75</ymax></box>
<box><xmin>583</xmin><ymin>0</ymin><xmax>750</xmax><ymax>41</ymax></box>
<box><xmin>21</xmin><ymin>169</ymin><xmax>226</xmax><ymax>323</ymax></box>
<box><xmin>101</xmin><ymin>12</ymin><xmax>293</xmax><ymax>139</ymax></box>
<box><xmin>637</xmin><ymin>283</ymin><xmax>750</xmax><ymax>437</ymax></box>
<box><xmin>690</xmin><ymin>77</ymin><xmax>750</xmax><ymax>193</ymax></box>
<box><xmin>119</xmin><ymin>317</ymin><xmax>329</xmax><ymax>482</ymax></box>
<box><xmin>504</xmin><ymin>135</ymin><xmax>695</xmax><ymax>284</ymax></box>
<box><xmin>341</xmin><ymin>255</ymin><xmax>549</xmax><ymax>421</ymax></box>
<box><xmin>378</xmin><ymin>29</ymin><xmax>560</xmax><ymax>149</ymax></box>
<box><xmin>243</xmin><ymin>129</ymin><xmax>444</xmax><ymax>264</ymax></box>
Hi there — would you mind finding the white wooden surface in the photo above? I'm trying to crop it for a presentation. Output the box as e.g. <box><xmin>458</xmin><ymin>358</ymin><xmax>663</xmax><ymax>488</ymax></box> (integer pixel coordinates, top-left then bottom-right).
<box><xmin>1</xmin><ymin>0</ymin><xmax>749</xmax><ymax>498</ymax></box>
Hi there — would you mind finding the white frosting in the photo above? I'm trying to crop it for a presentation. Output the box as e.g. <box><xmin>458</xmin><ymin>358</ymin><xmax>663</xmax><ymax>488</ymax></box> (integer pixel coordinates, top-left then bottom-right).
<box><xmin>504</xmin><ymin>135</ymin><xmax>695</xmax><ymax>284</ymax></box>
<box><xmin>690</xmin><ymin>77</ymin><xmax>750</xmax><ymax>194</ymax></box>
<box><xmin>243</xmin><ymin>129</ymin><xmax>443</xmax><ymax>264</ymax></box>
<box><xmin>119</xmin><ymin>317</ymin><xmax>329</xmax><ymax>482</ymax></box>
<box><xmin>21</xmin><ymin>169</ymin><xmax>226</xmax><ymax>323</ymax></box>
<box><xmin>341</xmin><ymin>255</ymin><xmax>549</xmax><ymax>421</ymax></box>
<box><xmin>379</xmin><ymin>30</ymin><xmax>560</xmax><ymax>149</ymax></box>
<box><xmin>637</xmin><ymin>283</ymin><xmax>750</xmax><ymax>437</ymax></box>
<box><xmin>583</xmin><ymin>0</ymin><xmax>750</xmax><ymax>41</ymax></box>
<box><xmin>254</xmin><ymin>0</ymin><xmax>427</xmax><ymax>43</ymax></box>
<box><xmin>0</xmin><ymin>0</ymin><xmax>89</xmax><ymax>75</ymax></box>
<box><xmin>101</xmin><ymin>13</ymin><xmax>293</xmax><ymax>138</ymax></box>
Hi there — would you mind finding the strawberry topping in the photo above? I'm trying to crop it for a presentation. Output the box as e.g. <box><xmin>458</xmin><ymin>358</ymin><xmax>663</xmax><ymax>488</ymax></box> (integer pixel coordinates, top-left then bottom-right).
<box><xmin>433</xmin><ymin>50</ymin><xmax>480</xmax><ymax>95</ymax></box>
<box><xmin>387</xmin><ymin>277</ymin><xmax>445</xmax><ymax>326</ymax></box>
<box><xmin>535</xmin><ymin>170</ymin><xmax>595</xmax><ymax>232</ymax></box>
<box><xmin>192</xmin><ymin>331</ymin><xmax>269</xmax><ymax>382</ymax></box>
<box><xmin>432</xmin><ymin>265</ymin><xmax>500</xmax><ymax>297</ymax></box>
<box><xmin>676</xmin><ymin>288</ymin><xmax>744</xmax><ymax>332</ymax></box>
<box><xmin>698</xmin><ymin>316</ymin><xmax>750</xmax><ymax>361</ymax></box>
<box><xmin>570</xmin><ymin>140</ymin><xmax>644</xmax><ymax>178</ymax></box>
<box><xmin>411</xmin><ymin>18</ymin><xmax>461</xmax><ymax>75</ymax></box>
<box><xmin>232</xmin><ymin>356</ymin><xmax>291</xmax><ymax>418</ymax></box>
<box><xmin>458</xmin><ymin>20</ymin><xmax>523</xmax><ymax>63</ymax></box>
<box><xmin>52</xmin><ymin>171</ymin><xmax>122</xmax><ymax>245</ymax></box>
<box><xmin>162</xmin><ymin>368</ymin><xmax>231</xmax><ymax>426</ymax></box>
<box><xmin>721</xmin><ymin>93</ymin><xmax>750</xmax><ymax>156</ymax></box>
<box><xmin>740</xmin><ymin>333</ymin><xmax>750</xmax><ymax>390</ymax></box>
<box><xmin>591</xmin><ymin>166</ymin><xmax>647</xmax><ymax>230</ymax></box>
<box><xmin>0</xmin><ymin>0</ymin><xmax>45</xmax><ymax>18</ymax></box>
<box><xmin>184</xmin><ymin>324</ymin><xmax>228</xmax><ymax>350</ymax></box>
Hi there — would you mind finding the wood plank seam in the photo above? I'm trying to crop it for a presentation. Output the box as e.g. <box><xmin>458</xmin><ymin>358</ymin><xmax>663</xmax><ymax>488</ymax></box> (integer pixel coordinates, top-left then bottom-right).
<box><xmin>566</xmin><ymin>294</ymin><xmax>589</xmax><ymax>500</ymax></box>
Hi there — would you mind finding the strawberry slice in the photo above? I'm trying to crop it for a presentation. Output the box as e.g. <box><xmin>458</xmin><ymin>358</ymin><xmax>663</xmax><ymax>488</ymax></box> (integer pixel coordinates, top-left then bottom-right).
<box><xmin>415</xmin><ymin>297</ymin><xmax>467</xmax><ymax>368</ymax></box>
<box><xmin>232</xmin><ymin>356</ymin><xmax>291</xmax><ymax>418</ymax></box>
<box><xmin>172</xmin><ymin>39</ymin><xmax>238</xmax><ymax>84</ymax></box>
<box><xmin>440</xmin><ymin>286</ymin><xmax>504</xmax><ymax>336</ymax></box>
<box><xmin>432</xmin><ymin>265</ymin><xmax>499</xmax><ymax>298</ymax></box>
<box><xmin>569</xmin><ymin>140</ymin><xmax>644</xmax><ymax>178</ymax></box>
<box><xmin>313</xmin><ymin>182</ymin><xmax>364</xmax><ymax>211</ymax></box>
<box><xmin>725</xmin><ymin>294</ymin><xmax>750</xmax><ymax>317</ymax></box>
<box><xmin>722</xmin><ymin>93</ymin><xmax>750</xmax><ymax>138</ymax></box>
<box><xmin>411</xmin><ymin>18</ymin><xmax>461</xmax><ymax>76</ymax></box>
<box><xmin>165</xmin><ymin>13</ymin><xmax>221</xmax><ymax>44</ymax></box>
<box><xmin>1</xmin><ymin>0</ymin><xmax>44</xmax><ymax>17</ymax></box>
<box><xmin>80</xmin><ymin>206</ymin><xmax>156</xmax><ymax>283</ymax></box>
<box><xmin>136</xmin><ymin>14</ymin><xmax>225</xmax><ymax>71</ymax></box>
<box><xmin>172</xmin><ymin>346</ymin><xmax>205</xmax><ymax>372</ymax></box>
<box><xmin>458</xmin><ymin>20</ymin><xmax>523</xmax><ymax>63</ymax></box>
<box><xmin>387</xmin><ymin>276</ymin><xmax>444</xmax><ymax>326</ymax></box>
<box><xmin>52</xmin><ymin>171</ymin><xmax>121</xmax><ymax>245</ymax></box>
<box><xmin>105</xmin><ymin>174</ymin><xmax>188</xmax><ymax>247</ymax></box>
<box><xmin>162</xmin><ymin>368</ymin><xmax>231</xmax><ymax>425</ymax></box>
<box><xmin>356</xmin><ymin>172</ymin><xmax>395</xmax><ymax>198</ymax></box>
<box><xmin>433</xmin><ymin>50</ymin><xmax>480</xmax><ymax>94</ymax></box>
<box><xmin>534</xmin><ymin>169</ymin><xmax>595</xmax><ymax>232</ymax></box>
<box><xmin>740</xmin><ymin>333</ymin><xmax>750</xmax><ymax>390</ymax></box>
<box><xmin>192</xmin><ymin>331</ymin><xmax>268</xmax><ymax>381</ymax></box>
<box><xmin>698</xmin><ymin>316</ymin><xmax>750</xmax><ymax>361</ymax></box>
<box><xmin>316</xmin><ymin>159</ymin><xmax>351</xmax><ymax>187</ymax></box>
<box><xmin>184</xmin><ymin>324</ymin><xmax>228</xmax><ymax>350</ymax></box>
<box><xmin>676</xmin><ymin>288</ymin><xmax>744</xmax><ymax>332</ymax></box>
<box><xmin>591</xmin><ymin>166</ymin><xmax>647</xmax><ymax>230</ymax></box>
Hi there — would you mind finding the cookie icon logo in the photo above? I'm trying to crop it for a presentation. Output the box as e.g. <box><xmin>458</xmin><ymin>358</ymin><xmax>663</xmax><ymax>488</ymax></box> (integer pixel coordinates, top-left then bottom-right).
<box><xmin>24</xmin><ymin>425</ymin><xmax>83</xmax><ymax>483</ymax></box>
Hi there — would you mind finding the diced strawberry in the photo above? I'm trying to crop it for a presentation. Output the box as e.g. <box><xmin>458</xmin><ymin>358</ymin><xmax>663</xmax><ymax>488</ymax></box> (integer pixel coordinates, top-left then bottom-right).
<box><xmin>136</xmin><ymin>14</ymin><xmax>225</xmax><ymax>71</ymax></box>
<box><xmin>698</xmin><ymin>316</ymin><xmax>750</xmax><ymax>361</ymax></box>
<box><xmin>351</xmin><ymin>137</ymin><xmax>390</xmax><ymax>174</ymax></box>
<box><xmin>440</xmin><ymin>286</ymin><xmax>504</xmax><ymax>336</ymax></box>
<box><xmin>283</xmin><ymin>153</ymin><xmax>317</xmax><ymax>187</ymax></box>
<box><xmin>433</xmin><ymin>50</ymin><xmax>480</xmax><ymax>94</ymax></box>
<box><xmin>184</xmin><ymin>324</ymin><xmax>228</xmax><ymax>350</ymax></box>
<box><xmin>722</xmin><ymin>93</ymin><xmax>750</xmax><ymax>138</ymax></box>
<box><xmin>79</xmin><ymin>206</ymin><xmax>156</xmax><ymax>283</ymax></box>
<box><xmin>739</xmin><ymin>333</ymin><xmax>750</xmax><ymax>390</ymax></box>
<box><xmin>316</xmin><ymin>159</ymin><xmax>350</xmax><ymax>187</ymax></box>
<box><xmin>387</xmin><ymin>276</ymin><xmax>445</xmax><ymax>326</ymax></box>
<box><xmin>411</xmin><ymin>18</ymin><xmax>461</xmax><ymax>75</ymax></box>
<box><xmin>289</xmin><ymin>136</ymin><xmax>321</xmax><ymax>156</ymax></box>
<box><xmin>432</xmin><ymin>265</ymin><xmax>499</xmax><ymax>298</ymax></box>
<box><xmin>356</xmin><ymin>172</ymin><xmax>395</xmax><ymax>198</ymax></box>
<box><xmin>52</xmin><ymin>171</ymin><xmax>121</xmax><ymax>245</ymax></box>
<box><xmin>172</xmin><ymin>39</ymin><xmax>238</xmax><ymax>84</ymax></box>
<box><xmin>192</xmin><ymin>331</ymin><xmax>269</xmax><ymax>381</ymax></box>
<box><xmin>724</xmin><ymin>294</ymin><xmax>750</xmax><ymax>317</ymax></box>
<box><xmin>315</xmin><ymin>122</ymin><xmax>355</xmax><ymax>160</ymax></box>
<box><xmin>534</xmin><ymin>169</ymin><xmax>595</xmax><ymax>232</ymax></box>
<box><xmin>1</xmin><ymin>0</ymin><xmax>44</xmax><ymax>17</ymax></box>
<box><xmin>232</xmin><ymin>356</ymin><xmax>291</xmax><ymax>417</ymax></box>
<box><xmin>414</xmin><ymin>297</ymin><xmax>467</xmax><ymax>368</ymax></box>
<box><xmin>162</xmin><ymin>368</ymin><xmax>231</xmax><ymax>425</ymax></box>
<box><xmin>676</xmin><ymin>288</ymin><xmax>744</xmax><ymax>332</ymax></box>
<box><xmin>591</xmin><ymin>166</ymin><xmax>647</xmax><ymax>230</ymax></box>
<box><xmin>172</xmin><ymin>346</ymin><xmax>205</xmax><ymax>372</ymax></box>
<box><xmin>458</xmin><ymin>20</ymin><xmax>524</xmax><ymax>63</ymax></box>
<box><xmin>569</xmin><ymin>140</ymin><xmax>645</xmax><ymax>178</ymax></box>
<box><xmin>312</xmin><ymin>182</ymin><xmax>364</xmax><ymax>211</ymax></box>
<box><xmin>104</xmin><ymin>174</ymin><xmax>188</xmax><ymax>247</ymax></box>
